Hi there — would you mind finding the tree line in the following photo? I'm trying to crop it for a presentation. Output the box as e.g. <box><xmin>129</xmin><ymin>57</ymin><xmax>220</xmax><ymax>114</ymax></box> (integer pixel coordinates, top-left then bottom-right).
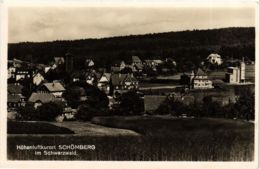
<box><xmin>8</xmin><ymin>27</ymin><xmax>255</xmax><ymax>72</ymax></box>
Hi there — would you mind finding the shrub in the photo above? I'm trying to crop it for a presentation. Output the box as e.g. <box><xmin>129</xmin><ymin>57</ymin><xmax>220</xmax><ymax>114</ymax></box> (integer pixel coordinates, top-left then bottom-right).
<box><xmin>17</xmin><ymin>103</ymin><xmax>37</xmax><ymax>121</ymax></box>
<box><xmin>37</xmin><ymin>102</ymin><xmax>64</xmax><ymax>121</ymax></box>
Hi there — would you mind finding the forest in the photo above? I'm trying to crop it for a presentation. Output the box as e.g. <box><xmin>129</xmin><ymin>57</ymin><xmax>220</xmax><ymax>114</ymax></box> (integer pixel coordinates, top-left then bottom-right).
<box><xmin>8</xmin><ymin>27</ymin><xmax>255</xmax><ymax>70</ymax></box>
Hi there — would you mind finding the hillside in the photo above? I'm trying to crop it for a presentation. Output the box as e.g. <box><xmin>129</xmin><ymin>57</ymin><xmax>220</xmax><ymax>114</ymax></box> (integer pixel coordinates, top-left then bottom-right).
<box><xmin>8</xmin><ymin>27</ymin><xmax>255</xmax><ymax>70</ymax></box>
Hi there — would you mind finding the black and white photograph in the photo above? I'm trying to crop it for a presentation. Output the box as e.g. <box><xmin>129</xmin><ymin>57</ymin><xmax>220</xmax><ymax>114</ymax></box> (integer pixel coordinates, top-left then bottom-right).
<box><xmin>1</xmin><ymin>0</ymin><xmax>259</xmax><ymax>166</ymax></box>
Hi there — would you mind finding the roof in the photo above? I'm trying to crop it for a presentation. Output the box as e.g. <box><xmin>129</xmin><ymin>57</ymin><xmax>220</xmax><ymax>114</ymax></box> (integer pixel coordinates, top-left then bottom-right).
<box><xmin>153</xmin><ymin>60</ymin><xmax>164</xmax><ymax>64</ymax></box>
<box><xmin>8</xmin><ymin>84</ymin><xmax>23</xmax><ymax>94</ymax></box>
<box><xmin>207</xmin><ymin>53</ymin><xmax>221</xmax><ymax>59</ymax></box>
<box><xmin>85</xmin><ymin>59</ymin><xmax>95</xmax><ymax>67</ymax></box>
<box><xmin>212</xmin><ymin>79</ymin><xmax>225</xmax><ymax>85</ymax></box>
<box><xmin>111</xmin><ymin>74</ymin><xmax>128</xmax><ymax>86</ymax></box>
<box><xmin>28</xmin><ymin>93</ymin><xmax>57</xmax><ymax>103</ymax></box>
<box><xmin>144</xmin><ymin>95</ymin><xmax>167</xmax><ymax>112</ymax></box>
<box><xmin>43</xmin><ymin>82</ymin><xmax>65</xmax><ymax>92</ymax></box>
<box><xmin>110</xmin><ymin>73</ymin><xmax>138</xmax><ymax>86</ymax></box>
<box><xmin>111</xmin><ymin>66</ymin><xmax>121</xmax><ymax>72</ymax></box>
<box><xmin>196</xmin><ymin>68</ymin><xmax>206</xmax><ymax>76</ymax></box>
<box><xmin>227</xmin><ymin>66</ymin><xmax>239</xmax><ymax>70</ymax></box>
<box><xmin>8</xmin><ymin>94</ymin><xmax>22</xmax><ymax>103</ymax></box>
<box><xmin>99</xmin><ymin>73</ymin><xmax>111</xmax><ymax>82</ymax></box>
<box><xmin>132</xmin><ymin>56</ymin><xmax>142</xmax><ymax>63</ymax></box>
<box><xmin>124</xmin><ymin>74</ymin><xmax>138</xmax><ymax>82</ymax></box>
<box><xmin>54</xmin><ymin>57</ymin><xmax>65</xmax><ymax>64</ymax></box>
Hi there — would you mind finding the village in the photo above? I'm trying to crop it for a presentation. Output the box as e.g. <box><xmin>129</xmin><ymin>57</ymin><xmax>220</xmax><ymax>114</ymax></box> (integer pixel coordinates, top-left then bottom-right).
<box><xmin>7</xmin><ymin>52</ymin><xmax>255</xmax><ymax>122</ymax></box>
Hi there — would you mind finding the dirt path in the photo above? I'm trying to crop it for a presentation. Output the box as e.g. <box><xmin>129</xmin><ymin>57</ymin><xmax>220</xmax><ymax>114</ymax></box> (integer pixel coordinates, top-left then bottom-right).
<box><xmin>50</xmin><ymin>121</ymin><xmax>141</xmax><ymax>136</ymax></box>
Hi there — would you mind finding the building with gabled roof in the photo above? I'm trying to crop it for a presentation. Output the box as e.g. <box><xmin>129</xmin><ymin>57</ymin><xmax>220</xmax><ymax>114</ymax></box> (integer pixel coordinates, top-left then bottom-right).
<box><xmin>180</xmin><ymin>68</ymin><xmax>213</xmax><ymax>89</ymax></box>
<box><xmin>37</xmin><ymin>82</ymin><xmax>65</xmax><ymax>98</ymax></box>
<box><xmin>33</xmin><ymin>72</ymin><xmax>45</xmax><ymax>86</ymax></box>
<box><xmin>132</xmin><ymin>56</ymin><xmax>143</xmax><ymax>72</ymax></box>
<box><xmin>8</xmin><ymin>94</ymin><xmax>26</xmax><ymax>109</ymax></box>
<box><xmin>8</xmin><ymin>84</ymin><xmax>23</xmax><ymax>95</ymax></box>
<box><xmin>97</xmin><ymin>73</ymin><xmax>111</xmax><ymax>94</ymax></box>
<box><xmin>54</xmin><ymin>57</ymin><xmax>65</xmax><ymax>65</ymax></box>
<box><xmin>110</xmin><ymin>73</ymin><xmax>139</xmax><ymax>95</ymax></box>
<box><xmin>28</xmin><ymin>93</ymin><xmax>58</xmax><ymax>108</ymax></box>
<box><xmin>207</xmin><ymin>53</ymin><xmax>223</xmax><ymax>65</ymax></box>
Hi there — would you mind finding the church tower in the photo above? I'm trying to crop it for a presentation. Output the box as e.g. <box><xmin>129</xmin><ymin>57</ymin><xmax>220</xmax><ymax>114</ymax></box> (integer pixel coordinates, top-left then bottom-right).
<box><xmin>65</xmin><ymin>52</ymin><xmax>74</xmax><ymax>72</ymax></box>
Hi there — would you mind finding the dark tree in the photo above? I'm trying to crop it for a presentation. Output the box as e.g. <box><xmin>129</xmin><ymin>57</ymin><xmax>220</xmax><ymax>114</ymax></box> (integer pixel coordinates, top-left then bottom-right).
<box><xmin>119</xmin><ymin>90</ymin><xmax>144</xmax><ymax>115</ymax></box>
<box><xmin>37</xmin><ymin>102</ymin><xmax>64</xmax><ymax>121</ymax></box>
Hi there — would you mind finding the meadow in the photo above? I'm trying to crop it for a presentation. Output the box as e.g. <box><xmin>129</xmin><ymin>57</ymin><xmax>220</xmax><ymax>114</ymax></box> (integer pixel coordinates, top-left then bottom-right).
<box><xmin>7</xmin><ymin>116</ymin><xmax>254</xmax><ymax>161</ymax></box>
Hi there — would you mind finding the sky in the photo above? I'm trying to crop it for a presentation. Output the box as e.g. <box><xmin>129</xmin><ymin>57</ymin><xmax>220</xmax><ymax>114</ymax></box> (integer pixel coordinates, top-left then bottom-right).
<box><xmin>8</xmin><ymin>6</ymin><xmax>255</xmax><ymax>43</ymax></box>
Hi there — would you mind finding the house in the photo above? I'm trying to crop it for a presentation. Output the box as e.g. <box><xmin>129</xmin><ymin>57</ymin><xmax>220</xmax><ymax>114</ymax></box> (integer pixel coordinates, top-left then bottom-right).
<box><xmin>193</xmin><ymin>68</ymin><xmax>213</xmax><ymax>89</ymax></box>
<box><xmin>7</xmin><ymin>83</ymin><xmax>26</xmax><ymax>109</ymax></box>
<box><xmin>15</xmin><ymin>68</ymin><xmax>33</xmax><ymax>81</ymax></box>
<box><xmin>144</xmin><ymin>95</ymin><xmax>167</xmax><ymax>113</ymax></box>
<box><xmin>111</xmin><ymin>66</ymin><xmax>121</xmax><ymax>73</ymax></box>
<box><xmin>28</xmin><ymin>93</ymin><xmax>58</xmax><ymax>108</ymax></box>
<box><xmin>54</xmin><ymin>57</ymin><xmax>65</xmax><ymax>65</ymax></box>
<box><xmin>207</xmin><ymin>53</ymin><xmax>223</xmax><ymax>65</ymax></box>
<box><xmin>132</xmin><ymin>56</ymin><xmax>143</xmax><ymax>72</ymax></box>
<box><xmin>86</xmin><ymin>71</ymin><xmax>99</xmax><ymax>85</ymax></box>
<box><xmin>37</xmin><ymin>82</ymin><xmax>65</xmax><ymax>98</ymax></box>
<box><xmin>225</xmin><ymin>60</ymin><xmax>245</xmax><ymax>84</ymax></box>
<box><xmin>8</xmin><ymin>94</ymin><xmax>26</xmax><ymax>109</ymax></box>
<box><xmin>33</xmin><ymin>72</ymin><xmax>45</xmax><ymax>86</ymax></box>
<box><xmin>8</xmin><ymin>66</ymin><xmax>16</xmax><ymax>79</ymax></box>
<box><xmin>181</xmin><ymin>68</ymin><xmax>213</xmax><ymax>89</ymax></box>
<box><xmin>110</xmin><ymin>73</ymin><xmax>139</xmax><ymax>95</ymax></box>
<box><xmin>8</xmin><ymin>83</ymin><xmax>23</xmax><ymax>95</ymax></box>
<box><xmin>120</xmin><ymin>61</ymin><xmax>126</xmax><ymax>70</ymax></box>
<box><xmin>85</xmin><ymin>59</ymin><xmax>95</xmax><ymax>67</ymax></box>
<box><xmin>97</xmin><ymin>73</ymin><xmax>111</xmax><ymax>94</ymax></box>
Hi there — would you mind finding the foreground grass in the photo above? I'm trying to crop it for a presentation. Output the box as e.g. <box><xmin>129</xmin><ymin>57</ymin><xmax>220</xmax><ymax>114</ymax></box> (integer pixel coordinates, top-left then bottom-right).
<box><xmin>7</xmin><ymin>117</ymin><xmax>254</xmax><ymax>161</ymax></box>
<box><xmin>8</xmin><ymin>121</ymin><xmax>74</xmax><ymax>134</ymax></box>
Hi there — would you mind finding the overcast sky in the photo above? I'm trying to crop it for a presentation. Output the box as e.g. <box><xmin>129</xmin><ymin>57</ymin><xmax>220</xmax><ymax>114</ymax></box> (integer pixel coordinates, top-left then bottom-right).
<box><xmin>8</xmin><ymin>7</ymin><xmax>255</xmax><ymax>43</ymax></box>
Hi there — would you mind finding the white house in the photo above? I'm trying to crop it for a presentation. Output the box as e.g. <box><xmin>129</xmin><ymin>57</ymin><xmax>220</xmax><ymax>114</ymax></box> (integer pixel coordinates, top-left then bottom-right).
<box><xmin>33</xmin><ymin>72</ymin><xmax>45</xmax><ymax>86</ymax></box>
<box><xmin>225</xmin><ymin>59</ymin><xmax>246</xmax><ymax>84</ymax></box>
<box><xmin>192</xmin><ymin>69</ymin><xmax>213</xmax><ymax>89</ymax></box>
<box><xmin>207</xmin><ymin>53</ymin><xmax>223</xmax><ymax>65</ymax></box>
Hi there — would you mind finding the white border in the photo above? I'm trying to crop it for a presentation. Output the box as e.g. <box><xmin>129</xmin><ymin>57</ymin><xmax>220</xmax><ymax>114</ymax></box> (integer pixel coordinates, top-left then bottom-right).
<box><xmin>0</xmin><ymin>0</ymin><xmax>259</xmax><ymax>169</ymax></box>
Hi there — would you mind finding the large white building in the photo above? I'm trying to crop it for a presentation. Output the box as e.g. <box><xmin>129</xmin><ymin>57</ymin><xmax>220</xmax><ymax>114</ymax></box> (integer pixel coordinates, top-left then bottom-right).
<box><xmin>207</xmin><ymin>53</ymin><xmax>223</xmax><ymax>65</ymax></box>
<box><xmin>225</xmin><ymin>60</ymin><xmax>245</xmax><ymax>84</ymax></box>
<box><xmin>181</xmin><ymin>68</ymin><xmax>213</xmax><ymax>89</ymax></box>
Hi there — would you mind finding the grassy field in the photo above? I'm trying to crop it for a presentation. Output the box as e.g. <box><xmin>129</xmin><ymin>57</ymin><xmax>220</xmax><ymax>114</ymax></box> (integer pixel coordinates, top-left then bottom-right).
<box><xmin>8</xmin><ymin>121</ymin><xmax>74</xmax><ymax>134</ymax></box>
<box><xmin>7</xmin><ymin>117</ymin><xmax>254</xmax><ymax>161</ymax></box>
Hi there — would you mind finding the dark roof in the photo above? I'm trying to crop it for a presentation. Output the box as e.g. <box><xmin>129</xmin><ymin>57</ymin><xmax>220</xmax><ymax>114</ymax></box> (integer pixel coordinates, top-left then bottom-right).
<box><xmin>132</xmin><ymin>56</ymin><xmax>142</xmax><ymax>63</ymax></box>
<box><xmin>196</xmin><ymin>68</ymin><xmax>206</xmax><ymax>76</ymax></box>
<box><xmin>8</xmin><ymin>94</ymin><xmax>22</xmax><ymax>103</ymax></box>
<box><xmin>111</xmin><ymin>74</ymin><xmax>138</xmax><ymax>86</ymax></box>
<box><xmin>111</xmin><ymin>74</ymin><xmax>127</xmax><ymax>86</ymax></box>
<box><xmin>28</xmin><ymin>93</ymin><xmax>57</xmax><ymax>103</ymax></box>
<box><xmin>8</xmin><ymin>84</ymin><xmax>23</xmax><ymax>94</ymax></box>
<box><xmin>111</xmin><ymin>66</ymin><xmax>121</xmax><ymax>72</ymax></box>
<box><xmin>43</xmin><ymin>82</ymin><xmax>65</xmax><ymax>92</ymax></box>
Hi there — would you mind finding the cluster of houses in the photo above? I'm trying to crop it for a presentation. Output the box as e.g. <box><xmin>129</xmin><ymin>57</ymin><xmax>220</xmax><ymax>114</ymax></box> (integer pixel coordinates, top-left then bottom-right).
<box><xmin>7</xmin><ymin>53</ymin><xmax>251</xmax><ymax>119</ymax></box>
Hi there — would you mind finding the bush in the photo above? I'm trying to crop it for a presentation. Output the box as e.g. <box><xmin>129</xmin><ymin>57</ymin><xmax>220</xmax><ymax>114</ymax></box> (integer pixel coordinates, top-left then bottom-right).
<box><xmin>17</xmin><ymin>103</ymin><xmax>37</xmax><ymax>121</ymax></box>
<box><xmin>118</xmin><ymin>90</ymin><xmax>144</xmax><ymax>115</ymax></box>
<box><xmin>76</xmin><ymin>104</ymin><xmax>108</xmax><ymax>121</ymax></box>
<box><xmin>37</xmin><ymin>102</ymin><xmax>64</xmax><ymax>121</ymax></box>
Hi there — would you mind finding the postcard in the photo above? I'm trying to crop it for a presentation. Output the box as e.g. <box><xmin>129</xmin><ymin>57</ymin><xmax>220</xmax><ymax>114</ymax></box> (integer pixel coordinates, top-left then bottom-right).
<box><xmin>0</xmin><ymin>0</ymin><xmax>259</xmax><ymax>168</ymax></box>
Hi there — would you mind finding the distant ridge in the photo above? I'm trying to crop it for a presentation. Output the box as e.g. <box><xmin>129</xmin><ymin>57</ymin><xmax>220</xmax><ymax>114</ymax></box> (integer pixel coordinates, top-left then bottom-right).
<box><xmin>8</xmin><ymin>27</ymin><xmax>255</xmax><ymax>69</ymax></box>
